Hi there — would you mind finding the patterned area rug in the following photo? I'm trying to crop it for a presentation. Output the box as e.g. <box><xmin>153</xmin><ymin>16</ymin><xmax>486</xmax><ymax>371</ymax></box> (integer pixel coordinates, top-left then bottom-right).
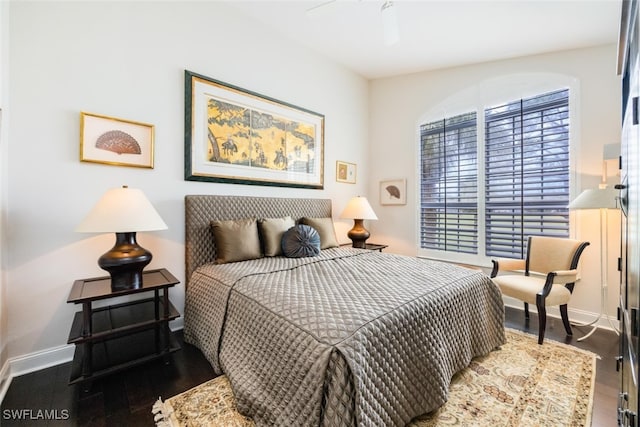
<box><xmin>152</xmin><ymin>329</ymin><xmax>596</xmax><ymax>426</ymax></box>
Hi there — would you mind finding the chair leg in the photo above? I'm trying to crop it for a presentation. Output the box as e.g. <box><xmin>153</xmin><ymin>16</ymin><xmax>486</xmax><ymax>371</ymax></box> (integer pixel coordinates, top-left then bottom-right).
<box><xmin>536</xmin><ymin>296</ymin><xmax>546</xmax><ymax>345</ymax></box>
<box><xmin>560</xmin><ymin>304</ymin><xmax>573</xmax><ymax>336</ymax></box>
<box><xmin>524</xmin><ymin>302</ymin><xmax>530</xmax><ymax>319</ymax></box>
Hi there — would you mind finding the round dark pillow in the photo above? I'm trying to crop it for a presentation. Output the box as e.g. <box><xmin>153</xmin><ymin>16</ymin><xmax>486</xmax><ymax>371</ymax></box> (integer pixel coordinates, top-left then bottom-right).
<box><xmin>281</xmin><ymin>224</ymin><xmax>321</xmax><ymax>258</ymax></box>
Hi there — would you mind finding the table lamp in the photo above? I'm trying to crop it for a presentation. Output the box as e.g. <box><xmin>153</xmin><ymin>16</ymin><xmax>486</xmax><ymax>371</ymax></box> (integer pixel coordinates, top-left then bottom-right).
<box><xmin>76</xmin><ymin>185</ymin><xmax>168</xmax><ymax>291</ymax></box>
<box><xmin>340</xmin><ymin>196</ymin><xmax>378</xmax><ymax>248</ymax></box>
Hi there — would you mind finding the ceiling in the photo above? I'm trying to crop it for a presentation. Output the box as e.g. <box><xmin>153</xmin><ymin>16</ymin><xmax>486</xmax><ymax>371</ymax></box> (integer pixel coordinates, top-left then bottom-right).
<box><xmin>229</xmin><ymin>0</ymin><xmax>622</xmax><ymax>79</ymax></box>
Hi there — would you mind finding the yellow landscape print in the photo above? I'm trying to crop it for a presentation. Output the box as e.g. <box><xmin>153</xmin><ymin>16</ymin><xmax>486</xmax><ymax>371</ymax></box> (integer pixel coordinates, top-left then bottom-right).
<box><xmin>206</xmin><ymin>97</ymin><xmax>316</xmax><ymax>173</ymax></box>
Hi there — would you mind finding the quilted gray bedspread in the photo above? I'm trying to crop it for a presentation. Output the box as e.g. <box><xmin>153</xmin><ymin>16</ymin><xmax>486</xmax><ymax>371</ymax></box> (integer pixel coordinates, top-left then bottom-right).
<box><xmin>184</xmin><ymin>247</ymin><xmax>505</xmax><ymax>427</ymax></box>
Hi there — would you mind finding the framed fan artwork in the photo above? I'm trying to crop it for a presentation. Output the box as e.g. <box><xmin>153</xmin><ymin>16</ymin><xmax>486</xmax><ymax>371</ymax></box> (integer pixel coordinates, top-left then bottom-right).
<box><xmin>80</xmin><ymin>112</ymin><xmax>155</xmax><ymax>168</ymax></box>
<box><xmin>380</xmin><ymin>178</ymin><xmax>406</xmax><ymax>205</ymax></box>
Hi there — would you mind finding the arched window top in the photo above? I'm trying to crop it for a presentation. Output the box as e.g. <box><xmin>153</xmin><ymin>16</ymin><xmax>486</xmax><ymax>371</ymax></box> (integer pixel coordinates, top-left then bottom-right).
<box><xmin>418</xmin><ymin>72</ymin><xmax>578</xmax><ymax>126</ymax></box>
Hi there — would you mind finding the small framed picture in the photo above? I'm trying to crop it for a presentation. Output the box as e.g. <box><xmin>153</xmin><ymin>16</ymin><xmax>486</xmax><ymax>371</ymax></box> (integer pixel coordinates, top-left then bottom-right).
<box><xmin>80</xmin><ymin>112</ymin><xmax>155</xmax><ymax>168</ymax></box>
<box><xmin>380</xmin><ymin>178</ymin><xmax>407</xmax><ymax>205</ymax></box>
<box><xmin>336</xmin><ymin>161</ymin><xmax>356</xmax><ymax>184</ymax></box>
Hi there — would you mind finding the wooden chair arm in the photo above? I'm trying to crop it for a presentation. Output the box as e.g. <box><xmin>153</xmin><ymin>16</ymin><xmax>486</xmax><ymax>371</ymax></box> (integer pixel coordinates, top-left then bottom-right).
<box><xmin>490</xmin><ymin>258</ymin><xmax>526</xmax><ymax>278</ymax></box>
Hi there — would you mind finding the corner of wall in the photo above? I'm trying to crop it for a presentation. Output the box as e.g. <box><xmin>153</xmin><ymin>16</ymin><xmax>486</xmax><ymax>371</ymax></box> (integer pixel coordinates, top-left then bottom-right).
<box><xmin>0</xmin><ymin>0</ymin><xmax>9</xmax><ymax>395</ymax></box>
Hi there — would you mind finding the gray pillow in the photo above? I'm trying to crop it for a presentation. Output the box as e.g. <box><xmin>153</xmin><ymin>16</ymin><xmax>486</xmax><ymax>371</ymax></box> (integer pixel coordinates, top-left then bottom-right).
<box><xmin>210</xmin><ymin>218</ymin><xmax>262</xmax><ymax>264</ymax></box>
<box><xmin>300</xmin><ymin>217</ymin><xmax>338</xmax><ymax>249</ymax></box>
<box><xmin>281</xmin><ymin>225</ymin><xmax>321</xmax><ymax>258</ymax></box>
<box><xmin>258</xmin><ymin>216</ymin><xmax>295</xmax><ymax>256</ymax></box>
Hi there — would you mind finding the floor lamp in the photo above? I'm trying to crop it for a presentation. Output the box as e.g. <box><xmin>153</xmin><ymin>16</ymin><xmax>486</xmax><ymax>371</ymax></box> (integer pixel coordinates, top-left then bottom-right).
<box><xmin>568</xmin><ymin>184</ymin><xmax>620</xmax><ymax>341</ymax></box>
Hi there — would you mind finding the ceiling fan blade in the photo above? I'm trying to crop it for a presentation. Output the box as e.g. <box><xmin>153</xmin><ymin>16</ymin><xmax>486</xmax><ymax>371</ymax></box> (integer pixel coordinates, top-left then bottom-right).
<box><xmin>381</xmin><ymin>1</ymin><xmax>399</xmax><ymax>45</ymax></box>
<box><xmin>306</xmin><ymin>0</ymin><xmax>338</xmax><ymax>16</ymax></box>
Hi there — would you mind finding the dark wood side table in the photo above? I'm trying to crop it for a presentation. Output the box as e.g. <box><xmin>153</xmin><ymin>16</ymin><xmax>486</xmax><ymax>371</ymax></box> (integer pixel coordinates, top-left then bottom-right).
<box><xmin>341</xmin><ymin>243</ymin><xmax>388</xmax><ymax>252</ymax></box>
<box><xmin>66</xmin><ymin>268</ymin><xmax>181</xmax><ymax>388</ymax></box>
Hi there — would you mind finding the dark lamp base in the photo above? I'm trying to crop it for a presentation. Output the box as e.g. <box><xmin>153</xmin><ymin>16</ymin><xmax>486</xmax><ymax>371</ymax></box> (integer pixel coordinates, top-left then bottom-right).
<box><xmin>347</xmin><ymin>219</ymin><xmax>370</xmax><ymax>249</ymax></box>
<box><xmin>98</xmin><ymin>232</ymin><xmax>152</xmax><ymax>292</ymax></box>
<box><xmin>109</xmin><ymin>270</ymin><xmax>144</xmax><ymax>291</ymax></box>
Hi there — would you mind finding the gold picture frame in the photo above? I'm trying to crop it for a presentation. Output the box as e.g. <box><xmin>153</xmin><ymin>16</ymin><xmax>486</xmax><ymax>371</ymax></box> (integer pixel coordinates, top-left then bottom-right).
<box><xmin>184</xmin><ymin>70</ymin><xmax>325</xmax><ymax>189</ymax></box>
<box><xmin>336</xmin><ymin>160</ymin><xmax>356</xmax><ymax>184</ymax></box>
<box><xmin>80</xmin><ymin>112</ymin><xmax>154</xmax><ymax>168</ymax></box>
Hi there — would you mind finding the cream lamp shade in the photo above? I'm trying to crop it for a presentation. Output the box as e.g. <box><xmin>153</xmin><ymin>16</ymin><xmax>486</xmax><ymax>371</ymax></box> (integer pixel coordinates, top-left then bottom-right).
<box><xmin>76</xmin><ymin>186</ymin><xmax>168</xmax><ymax>232</ymax></box>
<box><xmin>76</xmin><ymin>185</ymin><xmax>167</xmax><ymax>291</ymax></box>
<box><xmin>568</xmin><ymin>187</ymin><xmax>619</xmax><ymax>210</ymax></box>
<box><xmin>340</xmin><ymin>196</ymin><xmax>377</xmax><ymax>249</ymax></box>
<box><xmin>340</xmin><ymin>196</ymin><xmax>378</xmax><ymax>221</ymax></box>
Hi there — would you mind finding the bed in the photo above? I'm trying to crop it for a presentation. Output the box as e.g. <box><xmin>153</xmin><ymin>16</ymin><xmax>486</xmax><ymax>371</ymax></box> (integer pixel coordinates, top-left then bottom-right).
<box><xmin>183</xmin><ymin>195</ymin><xmax>505</xmax><ymax>427</ymax></box>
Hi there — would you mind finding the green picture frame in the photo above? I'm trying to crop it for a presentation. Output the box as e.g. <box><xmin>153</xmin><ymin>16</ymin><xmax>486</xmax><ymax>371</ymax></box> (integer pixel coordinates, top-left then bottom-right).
<box><xmin>184</xmin><ymin>70</ymin><xmax>325</xmax><ymax>189</ymax></box>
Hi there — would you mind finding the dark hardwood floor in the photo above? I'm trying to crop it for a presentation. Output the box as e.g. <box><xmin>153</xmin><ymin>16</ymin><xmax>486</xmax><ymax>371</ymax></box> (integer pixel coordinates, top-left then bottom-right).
<box><xmin>1</xmin><ymin>306</ymin><xmax>619</xmax><ymax>426</ymax></box>
<box><xmin>1</xmin><ymin>332</ymin><xmax>215</xmax><ymax>426</ymax></box>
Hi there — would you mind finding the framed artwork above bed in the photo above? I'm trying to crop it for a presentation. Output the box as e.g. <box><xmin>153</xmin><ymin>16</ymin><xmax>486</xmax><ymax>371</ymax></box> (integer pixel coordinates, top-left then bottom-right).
<box><xmin>184</xmin><ymin>70</ymin><xmax>325</xmax><ymax>189</ymax></box>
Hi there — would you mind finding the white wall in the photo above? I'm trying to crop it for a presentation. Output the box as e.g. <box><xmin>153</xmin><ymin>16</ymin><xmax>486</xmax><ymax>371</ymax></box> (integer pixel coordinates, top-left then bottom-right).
<box><xmin>368</xmin><ymin>45</ymin><xmax>622</xmax><ymax>326</ymax></box>
<box><xmin>0</xmin><ymin>0</ymin><xmax>10</xmax><ymax>391</ymax></box>
<box><xmin>5</xmin><ymin>1</ymin><xmax>369</xmax><ymax>367</ymax></box>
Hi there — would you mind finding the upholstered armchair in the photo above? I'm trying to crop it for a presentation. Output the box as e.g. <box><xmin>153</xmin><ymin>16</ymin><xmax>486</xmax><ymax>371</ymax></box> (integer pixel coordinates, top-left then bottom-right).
<box><xmin>490</xmin><ymin>236</ymin><xmax>590</xmax><ymax>344</ymax></box>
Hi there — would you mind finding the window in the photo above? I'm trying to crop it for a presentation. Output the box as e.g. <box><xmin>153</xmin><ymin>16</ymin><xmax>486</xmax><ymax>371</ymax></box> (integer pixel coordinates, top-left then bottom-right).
<box><xmin>420</xmin><ymin>112</ymin><xmax>478</xmax><ymax>254</ymax></box>
<box><xmin>420</xmin><ymin>89</ymin><xmax>570</xmax><ymax>260</ymax></box>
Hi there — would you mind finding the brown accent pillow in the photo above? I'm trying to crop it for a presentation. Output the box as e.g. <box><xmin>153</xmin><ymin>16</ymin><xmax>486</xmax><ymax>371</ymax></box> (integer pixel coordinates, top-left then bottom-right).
<box><xmin>300</xmin><ymin>217</ymin><xmax>339</xmax><ymax>249</ymax></box>
<box><xmin>258</xmin><ymin>216</ymin><xmax>295</xmax><ymax>256</ymax></box>
<box><xmin>210</xmin><ymin>218</ymin><xmax>262</xmax><ymax>264</ymax></box>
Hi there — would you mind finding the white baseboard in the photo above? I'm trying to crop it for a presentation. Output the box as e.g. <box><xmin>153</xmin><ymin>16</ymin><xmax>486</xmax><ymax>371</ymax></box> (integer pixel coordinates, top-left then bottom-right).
<box><xmin>10</xmin><ymin>344</ymin><xmax>75</xmax><ymax>378</ymax></box>
<box><xmin>0</xmin><ymin>358</ymin><xmax>10</xmax><ymax>404</ymax></box>
<box><xmin>502</xmin><ymin>298</ymin><xmax>620</xmax><ymax>333</ymax></box>
<box><xmin>0</xmin><ymin>343</ymin><xmax>73</xmax><ymax>404</ymax></box>
<box><xmin>0</xmin><ymin>320</ymin><xmax>186</xmax><ymax>404</ymax></box>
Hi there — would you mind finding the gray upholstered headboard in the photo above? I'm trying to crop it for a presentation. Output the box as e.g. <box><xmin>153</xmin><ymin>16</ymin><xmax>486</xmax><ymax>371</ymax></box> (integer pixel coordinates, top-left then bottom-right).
<box><xmin>184</xmin><ymin>195</ymin><xmax>333</xmax><ymax>284</ymax></box>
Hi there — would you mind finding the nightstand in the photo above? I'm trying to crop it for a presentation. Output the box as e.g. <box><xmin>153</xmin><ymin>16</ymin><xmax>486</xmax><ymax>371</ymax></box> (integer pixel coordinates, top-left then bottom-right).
<box><xmin>341</xmin><ymin>243</ymin><xmax>388</xmax><ymax>252</ymax></box>
<box><xmin>66</xmin><ymin>268</ymin><xmax>181</xmax><ymax>388</ymax></box>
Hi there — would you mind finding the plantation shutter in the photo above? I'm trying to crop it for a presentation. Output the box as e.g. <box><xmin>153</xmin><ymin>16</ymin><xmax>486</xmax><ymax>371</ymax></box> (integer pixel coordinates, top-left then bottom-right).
<box><xmin>420</xmin><ymin>112</ymin><xmax>478</xmax><ymax>254</ymax></box>
<box><xmin>484</xmin><ymin>89</ymin><xmax>570</xmax><ymax>258</ymax></box>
